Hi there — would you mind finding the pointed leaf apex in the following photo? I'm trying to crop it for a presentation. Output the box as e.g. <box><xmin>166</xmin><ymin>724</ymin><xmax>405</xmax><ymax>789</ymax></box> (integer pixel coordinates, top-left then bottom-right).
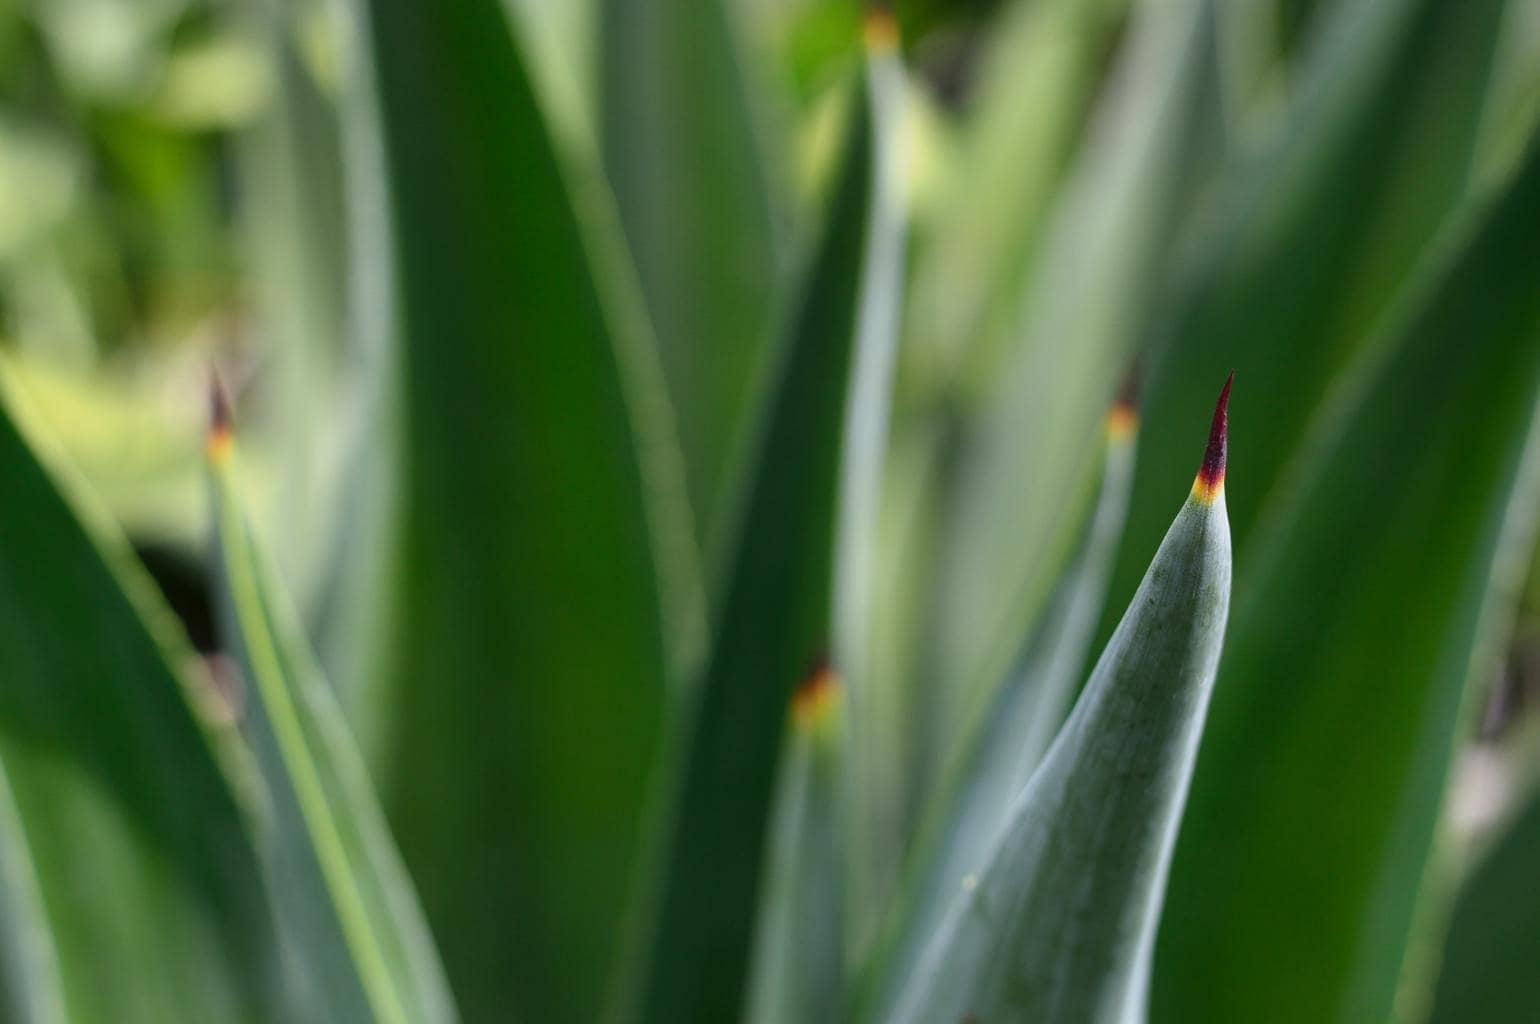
<box><xmin>1192</xmin><ymin>372</ymin><xmax>1231</xmax><ymax>503</ymax></box>
<box><xmin>791</xmin><ymin>661</ymin><xmax>841</xmax><ymax>734</ymax></box>
<box><xmin>1108</xmin><ymin>360</ymin><xmax>1143</xmax><ymax>440</ymax></box>
<box><xmin>863</xmin><ymin>4</ymin><xmax>899</xmax><ymax>53</ymax></box>
<box><xmin>207</xmin><ymin>368</ymin><xmax>234</xmax><ymax>464</ymax></box>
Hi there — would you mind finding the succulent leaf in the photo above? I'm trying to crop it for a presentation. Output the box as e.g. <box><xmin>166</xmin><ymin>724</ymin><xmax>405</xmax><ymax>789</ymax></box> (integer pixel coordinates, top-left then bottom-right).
<box><xmin>890</xmin><ymin>381</ymin><xmax>1233</xmax><ymax>1024</ymax></box>
<box><xmin>206</xmin><ymin>407</ymin><xmax>458</xmax><ymax>1024</ymax></box>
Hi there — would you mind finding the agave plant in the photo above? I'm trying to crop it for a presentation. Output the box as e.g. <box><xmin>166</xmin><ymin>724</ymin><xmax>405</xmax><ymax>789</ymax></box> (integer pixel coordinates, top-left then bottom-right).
<box><xmin>2</xmin><ymin>0</ymin><xmax>1540</xmax><ymax>1022</ymax></box>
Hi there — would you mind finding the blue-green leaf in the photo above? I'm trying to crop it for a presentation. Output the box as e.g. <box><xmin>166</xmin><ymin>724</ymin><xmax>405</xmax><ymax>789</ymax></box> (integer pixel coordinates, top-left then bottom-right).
<box><xmin>890</xmin><ymin>383</ymin><xmax>1233</xmax><ymax>1023</ymax></box>
<box><xmin>207</xmin><ymin>406</ymin><xmax>457</xmax><ymax>1024</ymax></box>
<box><xmin>1154</xmin><ymin>130</ymin><xmax>1540</xmax><ymax>1024</ymax></box>
<box><xmin>629</xmin><ymin>71</ymin><xmax>875</xmax><ymax>1024</ymax></box>
<box><xmin>0</xmin><ymin>366</ymin><xmax>277</xmax><ymax>1023</ymax></box>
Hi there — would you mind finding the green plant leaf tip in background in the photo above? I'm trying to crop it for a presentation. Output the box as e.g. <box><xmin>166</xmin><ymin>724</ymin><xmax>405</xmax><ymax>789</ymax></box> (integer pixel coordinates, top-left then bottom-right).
<box><xmin>1155</xmin><ymin>130</ymin><xmax>1540</xmax><ymax>1024</ymax></box>
<box><xmin>861</xmin><ymin>392</ymin><xmax>1141</xmax><ymax>1023</ymax></box>
<box><xmin>630</xmin><ymin>79</ymin><xmax>874</xmax><ymax>1024</ymax></box>
<box><xmin>890</xmin><ymin>378</ymin><xmax>1233</xmax><ymax>1024</ymax></box>
<box><xmin>746</xmin><ymin>666</ymin><xmax>846</xmax><ymax>1024</ymax></box>
<box><xmin>206</xmin><ymin>391</ymin><xmax>458</xmax><ymax>1024</ymax></box>
<box><xmin>0</xmin><ymin>368</ymin><xmax>278</xmax><ymax>1023</ymax></box>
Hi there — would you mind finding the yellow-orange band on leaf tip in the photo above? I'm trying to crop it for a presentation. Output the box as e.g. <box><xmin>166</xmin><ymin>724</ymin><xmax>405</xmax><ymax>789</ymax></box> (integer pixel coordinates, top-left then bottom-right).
<box><xmin>1189</xmin><ymin>473</ymin><xmax>1223</xmax><ymax>505</ymax></box>
<box><xmin>206</xmin><ymin>426</ymin><xmax>234</xmax><ymax>466</ymax></box>
<box><xmin>863</xmin><ymin>8</ymin><xmax>899</xmax><ymax>52</ymax></box>
<box><xmin>1106</xmin><ymin>404</ymin><xmax>1138</xmax><ymax>441</ymax></box>
<box><xmin>1189</xmin><ymin>373</ymin><xmax>1231</xmax><ymax>505</ymax></box>
<box><xmin>792</xmin><ymin>666</ymin><xmax>841</xmax><ymax>733</ymax></box>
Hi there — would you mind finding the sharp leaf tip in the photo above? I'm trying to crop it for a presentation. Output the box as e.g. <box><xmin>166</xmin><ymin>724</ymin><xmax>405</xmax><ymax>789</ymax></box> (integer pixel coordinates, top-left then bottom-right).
<box><xmin>791</xmin><ymin>659</ymin><xmax>841</xmax><ymax>732</ymax></box>
<box><xmin>1192</xmin><ymin>372</ymin><xmax>1231</xmax><ymax>502</ymax></box>
<box><xmin>207</xmin><ymin>367</ymin><xmax>234</xmax><ymax>462</ymax></box>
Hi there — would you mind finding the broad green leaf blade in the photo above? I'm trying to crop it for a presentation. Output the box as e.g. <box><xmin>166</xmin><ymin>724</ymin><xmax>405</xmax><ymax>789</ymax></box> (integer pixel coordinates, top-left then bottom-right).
<box><xmin>207</xmin><ymin>415</ymin><xmax>457</xmax><ymax>1024</ymax></box>
<box><xmin>0</xmin><ymin>371</ymin><xmax>278</xmax><ymax>1022</ymax></box>
<box><xmin>1098</xmin><ymin>0</ymin><xmax>1509</xmax><ymax>637</ymax></box>
<box><xmin>601</xmin><ymin>0</ymin><xmax>784</xmax><ymax>558</ymax></box>
<box><xmin>631</xmin><ymin>83</ymin><xmax>874</xmax><ymax>1024</ymax></box>
<box><xmin>890</xmin><ymin>384</ymin><xmax>1232</xmax><ymax>1024</ymax></box>
<box><xmin>345</xmin><ymin>0</ymin><xmax>695</xmax><ymax>1018</ymax></box>
<box><xmin>929</xmin><ymin>0</ymin><xmax>1222</xmax><ymax>743</ymax></box>
<box><xmin>745</xmin><ymin>670</ymin><xmax>846</xmax><ymax>1024</ymax></box>
<box><xmin>1429</xmin><ymin>784</ymin><xmax>1540</xmax><ymax>1023</ymax></box>
<box><xmin>1153</xmin><ymin>133</ymin><xmax>1540</xmax><ymax>1024</ymax></box>
<box><xmin>863</xmin><ymin>399</ymin><xmax>1140</xmax><ymax>1021</ymax></box>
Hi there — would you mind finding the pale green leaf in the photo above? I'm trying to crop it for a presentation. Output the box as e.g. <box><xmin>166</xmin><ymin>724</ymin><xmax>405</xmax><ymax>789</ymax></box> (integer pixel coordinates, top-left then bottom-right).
<box><xmin>890</xmin><ymin>387</ymin><xmax>1232</xmax><ymax>1024</ymax></box>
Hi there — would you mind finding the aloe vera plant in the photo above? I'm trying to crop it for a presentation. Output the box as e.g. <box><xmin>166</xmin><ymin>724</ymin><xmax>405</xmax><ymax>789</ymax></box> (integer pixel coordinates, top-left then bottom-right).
<box><xmin>1</xmin><ymin>0</ymin><xmax>1540</xmax><ymax>1022</ymax></box>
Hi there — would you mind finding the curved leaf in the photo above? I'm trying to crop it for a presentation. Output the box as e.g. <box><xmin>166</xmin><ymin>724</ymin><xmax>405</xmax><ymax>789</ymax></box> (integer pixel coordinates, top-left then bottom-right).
<box><xmin>207</xmin><ymin>407</ymin><xmax>457</xmax><ymax>1024</ymax></box>
<box><xmin>928</xmin><ymin>0</ymin><xmax>1222</xmax><ymax>745</ymax></box>
<box><xmin>745</xmin><ymin>669</ymin><xmax>846</xmax><ymax>1024</ymax></box>
<box><xmin>0</xmin><ymin>368</ymin><xmax>277</xmax><ymax>1023</ymax></box>
<box><xmin>905</xmin><ymin>0</ymin><xmax>1130</xmax><ymax>385</ymax></box>
<box><xmin>601</xmin><ymin>0</ymin><xmax>785</xmax><ymax>557</ymax></box>
<box><xmin>1098</xmin><ymin>0</ymin><xmax>1509</xmax><ymax>641</ymax></box>
<box><xmin>832</xmin><ymin>13</ymin><xmax>910</xmax><ymax>933</ymax></box>
<box><xmin>862</xmin><ymin>397</ymin><xmax>1140</xmax><ymax>1021</ymax></box>
<box><xmin>343</xmin><ymin>0</ymin><xmax>695</xmax><ymax>1018</ymax></box>
<box><xmin>890</xmin><ymin>382</ymin><xmax>1232</xmax><ymax>1024</ymax></box>
<box><xmin>1154</xmin><ymin>132</ymin><xmax>1540</xmax><ymax>1024</ymax></box>
<box><xmin>629</xmin><ymin>75</ymin><xmax>874</xmax><ymax>1024</ymax></box>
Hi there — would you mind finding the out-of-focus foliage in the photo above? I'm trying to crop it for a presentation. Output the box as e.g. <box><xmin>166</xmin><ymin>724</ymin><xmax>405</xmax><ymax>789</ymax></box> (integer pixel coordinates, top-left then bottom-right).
<box><xmin>2</xmin><ymin>0</ymin><xmax>1540</xmax><ymax>1022</ymax></box>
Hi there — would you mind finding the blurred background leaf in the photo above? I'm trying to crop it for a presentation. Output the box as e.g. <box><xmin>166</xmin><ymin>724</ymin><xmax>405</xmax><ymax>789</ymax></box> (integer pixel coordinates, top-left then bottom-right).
<box><xmin>338</xmin><ymin>1</ymin><xmax>696</xmax><ymax>1020</ymax></box>
<box><xmin>745</xmin><ymin>671</ymin><xmax>846</xmax><ymax>1024</ymax></box>
<box><xmin>1154</xmin><ymin>129</ymin><xmax>1540</xmax><ymax>1024</ymax></box>
<box><xmin>1095</xmin><ymin>0</ymin><xmax>1511</xmax><ymax>632</ymax></box>
<box><xmin>0</xmin><ymin>369</ymin><xmax>277</xmax><ymax>1023</ymax></box>
<box><xmin>208</xmin><ymin>414</ymin><xmax>457</xmax><ymax>1024</ymax></box>
<box><xmin>1428</xmin><ymin>779</ymin><xmax>1540</xmax><ymax>1023</ymax></box>
<box><xmin>629</xmin><ymin>77</ymin><xmax>872</xmax><ymax>1024</ymax></box>
<box><xmin>1</xmin><ymin>0</ymin><xmax>1539</xmax><ymax>1021</ymax></box>
<box><xmin>890</xmin><ymin>406</ymin><xmax>1231</xmax><ymax>1023</ymax></box>
<box><xmin>873</xmin><ymin>0</ymin><xmax>1224</xmax><ymax>876</ymax></box>
<box><xmin>861</xmin><ymin>401</ymin><xmax>1138</xmax><ymax>1022</ymax></box>
<box><xmin>601</xmin><ymin>0</ymin><xmax>788</xmax><ymax>571</ymax></box>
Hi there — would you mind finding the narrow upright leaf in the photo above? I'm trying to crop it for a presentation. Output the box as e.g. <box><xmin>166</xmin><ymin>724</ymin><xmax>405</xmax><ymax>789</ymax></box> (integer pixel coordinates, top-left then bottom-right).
<box><xmin>906</xmin><ymin>0</ymin><xmax>1131</xmax><ymax>384</ymax></box>
<box><xmin>602</xmin><ymin>0</ymin><xmax>784</xmax><ymax>557</ymax></box>
<box><xmin>890</xmin><ymin>380</ymin><xmax>1233</xmax><ymax>1024</ymax></box>
<box><xmin>237</xmin><ymin>0</ymin><xmax>349</xmax><ymax>620</ymax></box>
<box><xmin>206</xmin><ymin>396</ymin><xmax>458</xmax><ymax>1024</ymax></box>
<box><xmin>745</xmin><ymin>666</ymin><xmax>846</xmax><ymax>1024</ymax></box>
<box><xmin>832</xmin><ymin>7</ymin><xmax>910</xmax><ymax>932</ymax></box>
<box><xmin>630</xmin><ymin>76</ymin><xmax>874</xmax><ymax>1024</ymax></box>
<box><xmin>0</xmin><ymin>369</ymin><xmax>278</xmax><ymax>1023</ymax></box>
<box><xmin>864</xmin><ymin>390</ymin><xmax>1140</xmax><ymax>1021</ymax></box>
<box><xmin>930</xmin><ymin>0</ymin><xmax>1222</xmax><ymax>742</ymax></box>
